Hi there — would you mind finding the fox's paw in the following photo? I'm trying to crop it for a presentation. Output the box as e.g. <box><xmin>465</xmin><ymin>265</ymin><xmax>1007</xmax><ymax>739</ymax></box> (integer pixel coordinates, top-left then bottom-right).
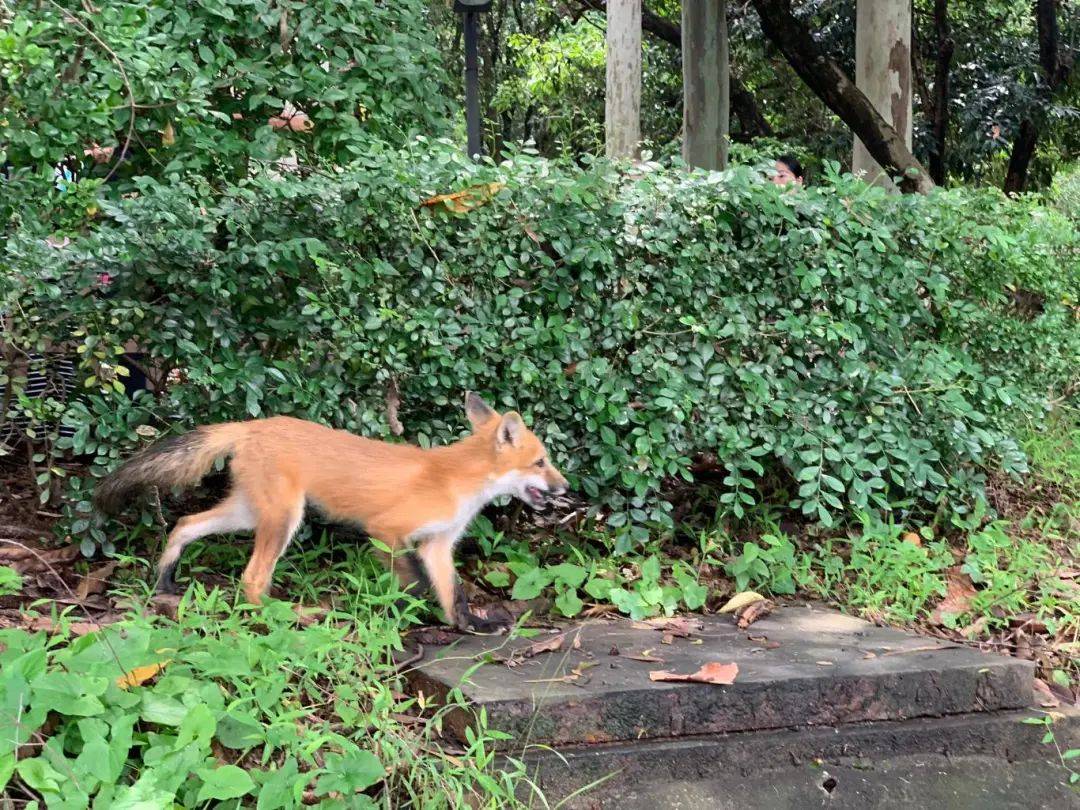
<box><xmin>456</xmin><ymin>608</ymin><xmax>513</xmax><ymax>635</ymax></box>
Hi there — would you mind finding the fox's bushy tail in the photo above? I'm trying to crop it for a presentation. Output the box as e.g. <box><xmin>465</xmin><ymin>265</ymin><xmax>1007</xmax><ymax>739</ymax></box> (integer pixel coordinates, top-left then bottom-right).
<box><xmin>93</xmin><ymin>424</ymin><xmax>241</xmax><ymax>514</ymax></box>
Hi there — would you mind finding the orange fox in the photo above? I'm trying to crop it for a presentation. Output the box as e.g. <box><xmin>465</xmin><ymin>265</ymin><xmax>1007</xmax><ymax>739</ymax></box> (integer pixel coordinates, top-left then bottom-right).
<box><xmin>94</xmin><ymin>393</ymin><xmax>568</xmax><ymax>631</ymax></box>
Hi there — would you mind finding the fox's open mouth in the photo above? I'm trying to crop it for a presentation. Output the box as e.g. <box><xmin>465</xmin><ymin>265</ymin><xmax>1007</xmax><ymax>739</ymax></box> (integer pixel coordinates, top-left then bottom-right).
<box><xmin>524</xmin><ymin>485</ymin><xmax>549</xmax><ymax>508</ymax></box>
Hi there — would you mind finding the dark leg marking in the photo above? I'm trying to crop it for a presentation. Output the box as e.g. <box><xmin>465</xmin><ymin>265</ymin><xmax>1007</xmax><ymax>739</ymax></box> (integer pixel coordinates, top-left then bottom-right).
<box><xmin>155</xmin><ymin>561</ymin><xmax>180</xmax><ymax>595</ymax></box>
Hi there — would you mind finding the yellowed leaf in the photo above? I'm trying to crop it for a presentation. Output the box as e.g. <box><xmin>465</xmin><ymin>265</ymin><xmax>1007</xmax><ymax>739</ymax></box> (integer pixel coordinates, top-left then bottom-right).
<box><xmin>116</xmin><ymin>660</ymin><xmax>171</xmax><ymax>689</ymax></box>
<box><xmin>420</xmin><ymin>183</ymin><xmax>505</xmax><ymax>214</ymax></box>
<box><xmin>719</xmin><ymin>591</ymin><xmax>765</xmax><ymax>614</ymax></box>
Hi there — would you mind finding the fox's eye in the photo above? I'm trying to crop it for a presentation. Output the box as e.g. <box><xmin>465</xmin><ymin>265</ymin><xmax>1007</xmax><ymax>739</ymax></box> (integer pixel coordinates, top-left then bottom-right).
<box><xmin>534</xmin><ymin>458</ymin><xmax>546</xmax><ymax>468</ymax></box>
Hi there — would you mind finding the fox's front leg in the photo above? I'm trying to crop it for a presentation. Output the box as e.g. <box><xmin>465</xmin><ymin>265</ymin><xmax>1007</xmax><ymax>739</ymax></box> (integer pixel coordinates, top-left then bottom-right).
<box><xmin>415</xmin><ymin>534</ymin><xmax>508</xmax><ymax>633</ymax></box>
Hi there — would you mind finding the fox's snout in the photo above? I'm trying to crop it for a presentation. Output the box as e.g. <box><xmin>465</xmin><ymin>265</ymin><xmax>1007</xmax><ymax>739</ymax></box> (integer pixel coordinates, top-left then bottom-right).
<box><xmin>544</xmin><ymin>469</ymin><xmax>569</xmax><ymax>496</ymax></box>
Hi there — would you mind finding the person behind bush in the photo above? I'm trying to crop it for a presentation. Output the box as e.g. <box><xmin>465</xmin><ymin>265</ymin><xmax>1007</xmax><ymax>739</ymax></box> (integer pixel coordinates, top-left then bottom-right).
<box><xmin>771</xmin><ymin>154</ymin><xmax>805</xmax><ymax>187</ymax></box>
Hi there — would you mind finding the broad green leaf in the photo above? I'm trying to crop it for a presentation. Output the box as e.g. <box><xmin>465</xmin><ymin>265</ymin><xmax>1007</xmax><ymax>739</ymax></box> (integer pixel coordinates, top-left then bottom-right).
<box><xmin>196</xmin><ymin>764</ymin><xmax>255</xmax><ymax>803</ymax></box>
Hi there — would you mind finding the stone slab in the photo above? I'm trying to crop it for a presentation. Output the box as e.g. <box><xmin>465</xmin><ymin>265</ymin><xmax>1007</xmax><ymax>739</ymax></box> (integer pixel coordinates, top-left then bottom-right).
<box><xmin>407</xmin><ymin>604</ymin><xmax>1033</xmax><ymax>746</ymax></box>
<box><xmin>519</xmin><ymin>706</ymin><xmax>1080</xmax><ymax>807</ymax></box>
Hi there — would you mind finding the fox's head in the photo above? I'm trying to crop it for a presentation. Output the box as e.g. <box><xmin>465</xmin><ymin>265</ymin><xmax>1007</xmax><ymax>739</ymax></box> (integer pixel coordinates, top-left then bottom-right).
<box><xmin>465</xmin><ymin>392</ymin><xmax>569</xmax><ymax>509</ymax></box>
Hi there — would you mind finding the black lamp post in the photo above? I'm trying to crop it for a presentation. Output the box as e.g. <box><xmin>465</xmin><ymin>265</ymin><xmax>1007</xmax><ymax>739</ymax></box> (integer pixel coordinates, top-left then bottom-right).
<box><xmin>454</xmin><ymin>0</ymin><xmax>491</xmax><ymax>159</ymax></box>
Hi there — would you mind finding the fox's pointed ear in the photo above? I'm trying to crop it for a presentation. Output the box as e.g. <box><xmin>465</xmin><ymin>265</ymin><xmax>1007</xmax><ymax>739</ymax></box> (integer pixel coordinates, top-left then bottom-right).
<box><xmin>464</xmin><ymin>391</ymin><xmax>498</xmax><ymax>428</ymax></box>
<box><xmin>496</xmin><ymin>412</ymin><xmax>525</xmax><ymax>448</ymax></box>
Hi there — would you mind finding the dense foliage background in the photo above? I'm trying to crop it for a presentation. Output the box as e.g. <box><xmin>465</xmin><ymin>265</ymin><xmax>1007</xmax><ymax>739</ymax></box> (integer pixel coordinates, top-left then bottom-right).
<box><xmin>4</xmin><ymin>142</ymin><xmax>1078</xmax><ymax>552</ymax></box>
<box><xmin>1</xmin><ymin>0</ymin><xmax>450</xmax><ymax>229</ymax></box>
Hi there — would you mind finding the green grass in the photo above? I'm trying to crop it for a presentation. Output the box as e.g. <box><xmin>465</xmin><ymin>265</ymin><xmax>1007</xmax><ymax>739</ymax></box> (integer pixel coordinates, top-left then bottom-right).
<box><xmin>1022</xmin><ymin>410</ymin><xmax>1080</xmax><ymax>490</ymax></box>
<box><xmin>0</xmin><ymin>556</ymin><xmax>540</xmax><ymax>809</ymax></box>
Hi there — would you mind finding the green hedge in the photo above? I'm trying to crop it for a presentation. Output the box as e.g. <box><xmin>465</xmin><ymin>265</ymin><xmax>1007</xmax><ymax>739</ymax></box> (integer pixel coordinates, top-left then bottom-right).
<box><xmin>0</xmin><ymin>0</ymin><xmax>450</xmax><ymax>232</ymax></box>
<box><xmin>3</xmin><ymin>144</ymin><xmax>1078</xmax><ymax>550</ymax></box>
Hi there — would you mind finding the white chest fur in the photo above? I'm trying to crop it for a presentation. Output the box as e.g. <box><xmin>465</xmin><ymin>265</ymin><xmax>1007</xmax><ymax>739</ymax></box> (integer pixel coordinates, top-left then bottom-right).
<box><xmin>410</xmin><ymin>471</ymin><xmax>523</xmax><ymax>545</ymax></box>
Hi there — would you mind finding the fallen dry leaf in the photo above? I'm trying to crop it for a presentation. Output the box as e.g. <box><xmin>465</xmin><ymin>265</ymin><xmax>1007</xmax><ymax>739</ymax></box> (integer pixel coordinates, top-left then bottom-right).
<box><xmin>626</xmin><ymin>649</ymin><xmax>665</xmax><ymax>663</ymax></box>
<box><xmin>75</xmin><ymin>561</ymin><xmax>118</xmax><ymax>601</ymax></box>
<box><xmin>862</xmin><ymin>651</ymin><xmax>877</xmax><ymax>659</ymax></box>
<box><xmin>631</xmin><ymin>616</ymin><xmax>703</xmax><ymax>637</ymax></box>
<box><xmin>661</xmin><ymin>633</ymin><xmax>674</xmax><ymax>645</ymax></box>
<box><xmin>161</xmin><ymin>121</ymin><xmax>175</xmax><ymax>146</ymax></box>
<box><xmin>719</xmin><ymin>591</ymin><xmax>765</xmax><ymax>614</ymax></box>
<box><xmin>649</xmin><ymin>661</ymin><xmax>738</xmax><ymax>685</ymax></box>
<box><xmin>117</xmin><ymin>660</ymin><xmax>171</xmax><ymax>690</ymax></box>
<box><xmin>930</xmin><ymin>568</ymin><xmax>977</xmax><ymax>625</ymax></box>
<box><xmin>816</xmin><ymin>660</ymin><xmax>835</xmax><ymax>666</ymax></box>
<box><xmin>1032</xmin><ymin>677</ymin><xmax>1060</xmax><ymax>708</ymax></box>
<box><xmin>525</xmin><ymin>632</ymin><xmax>567</xmax><ymax>658</ymax></box>
<box><xmin>0</xmin><ymin>543</ymin><xmax>81</xmax><ymax>574</ymax></box>
<box><xmin>581</xmin><ymin>604</ymin><xmax>619</xmax><ymax>618</ymax></box>
<box><xmin>902</xmin><ymin>531</ymin><xmax>922</xmax><ymax>547</ymax></box>
<box><xmin>21</xmin><ymin>614</ymin><xmax>107</xmax><ymax>636</ymax></box>
<box><xmin>736</xmin><ymin>598</ymin><xmax>774</xmax><ymax>629</ymax></box>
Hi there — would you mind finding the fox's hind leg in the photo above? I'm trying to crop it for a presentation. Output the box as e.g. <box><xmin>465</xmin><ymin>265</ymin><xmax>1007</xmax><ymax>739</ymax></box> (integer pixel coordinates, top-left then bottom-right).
<box><xmin>240</xmin><ymin>497</ymin><xmax>305</xmax><ymax>605</ymax></box>
<box><xmin>156</xmin><ymin>493</ymin><xmax>254</xmax><ymax>594</ymax></box>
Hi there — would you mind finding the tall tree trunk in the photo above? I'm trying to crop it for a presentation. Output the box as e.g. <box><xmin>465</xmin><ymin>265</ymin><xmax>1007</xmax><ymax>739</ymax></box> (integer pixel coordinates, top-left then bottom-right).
<box><xmin>606</xmin><ymin>0</ymin><xmax>642</xmax><ymax>159</ymax></box>
<box><xmin>928</xmin><ymin>0</ymin><xmax>953</xmax><ymax>185</ymax></box>
<box><xmin>682</xmin><ymin>1</ymin><xmax>729</xmax><ymax>169</ymax></box>
<box><xmin>583</xmin><ymin>2</ymin><xmax>772</xmax><ymax>141</ymax></box>
<box><xmin>1004</xmin><ymin>119</ymin><xmax>1039</xmax><ymax>194</ymax></box>
<box><xmin>749</xmin><ymin>0</ymin><xmax>932</xmax><ymax>194</ymax></box>
<box><xmin>1036</xmin><ymin>0</ymin><xmax>1066</xmax><ymax>83</ymax></box>
<box><xmin>852</xmin><ymin>0</ymin><xmax>913</xmax><ymax>190</ymax></box>
<box><xmin>1004</xmin><ymin>0</ymin><xmax>1072</xmax><ymax>193</ymax></box>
